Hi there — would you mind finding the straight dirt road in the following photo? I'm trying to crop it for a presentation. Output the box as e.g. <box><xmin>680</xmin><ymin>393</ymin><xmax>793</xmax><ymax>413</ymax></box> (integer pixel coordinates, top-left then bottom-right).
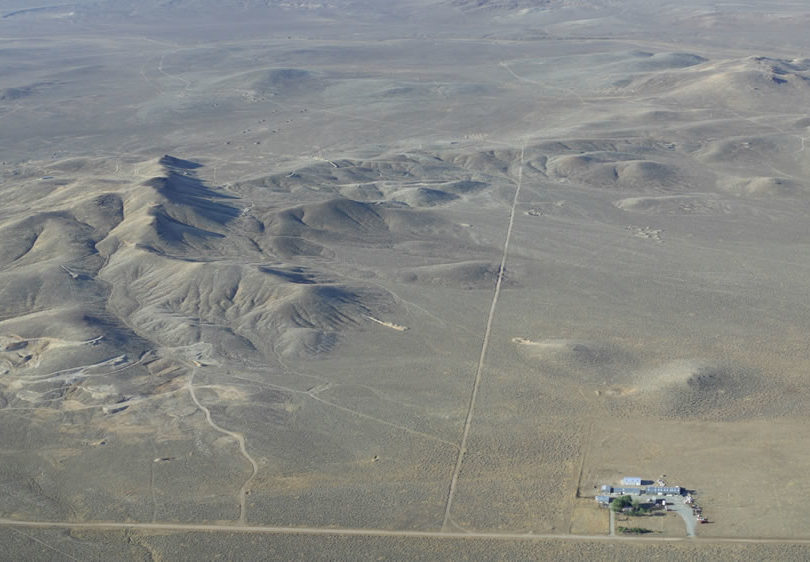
<box><xmin>441</xmin><ymin>143</ymin><xmax>526</xmax><ymax>532</ymax></box>
<box><xmin>2</xmin><ymin>518</ymin><xmax>810</xmax><ymax>546</ymax></box>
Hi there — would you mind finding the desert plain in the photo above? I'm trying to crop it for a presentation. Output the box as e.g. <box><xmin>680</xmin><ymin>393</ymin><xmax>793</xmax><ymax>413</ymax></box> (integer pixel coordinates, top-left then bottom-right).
<box><xmin>2</xmin><ymin>0</ymin><xmax>810</xmax><ymax>559</ymax></box>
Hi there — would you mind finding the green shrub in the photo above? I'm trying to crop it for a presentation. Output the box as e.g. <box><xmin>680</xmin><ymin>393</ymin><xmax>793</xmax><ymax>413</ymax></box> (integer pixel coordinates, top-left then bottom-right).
<box><xmin>611</xmin><ymin>495</ymin><xmax>633</xmax><ymax>512</ymax></box>
<box><xmin>610</xmin><ymin>495</ymin><xmax>650</xmax><ymax>516</ymax></box>
<box><xmin>617</xmin><ymin>526</ymin><xmax>653</xmax><ymax>534</ymax></box>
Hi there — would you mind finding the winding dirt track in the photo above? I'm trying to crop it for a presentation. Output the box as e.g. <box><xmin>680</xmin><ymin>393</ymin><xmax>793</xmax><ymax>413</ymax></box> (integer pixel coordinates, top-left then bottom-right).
<box><xmin>188</xmin><ymin>368</ymin><xmax>258</xmax><ymax>524</ymax></box>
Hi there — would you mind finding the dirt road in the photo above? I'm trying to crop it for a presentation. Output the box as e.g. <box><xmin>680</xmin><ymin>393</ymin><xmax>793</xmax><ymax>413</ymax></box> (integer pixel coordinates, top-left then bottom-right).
<box><xmin>441</xmin><ymin>143</ymin><xmax>526</xmax><ymax>531</ymax></box>
<box><xmin>2</xmin><ymin>518</ymin><xmax>810</xmax><ymax>546</ymax></box>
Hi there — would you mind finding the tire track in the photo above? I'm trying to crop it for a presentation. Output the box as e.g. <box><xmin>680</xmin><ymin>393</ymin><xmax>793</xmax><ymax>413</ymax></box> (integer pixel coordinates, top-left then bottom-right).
<box><xmin>4</xmin><ymin>517</ymin><xmax>810</xmax><ymax>546</ymax></box>
<box><xmin>188</xmin><ymin>368</ymin><xmax>258</xmax><ymax>525</ymax></box>
<box><xmin>441</xmin><ymin>142</ymin><xmax>525</xmax><ymax>531</ymax></box>
<box><xmin>8</xmin><ymin>527</ymin><xmax>80</xmax><ymax>561</ymax></box>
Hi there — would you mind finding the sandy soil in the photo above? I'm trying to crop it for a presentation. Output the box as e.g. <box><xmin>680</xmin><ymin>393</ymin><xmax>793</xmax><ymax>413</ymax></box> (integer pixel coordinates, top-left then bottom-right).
<box><xmin>2</xmin><ymin>0</ymin><xmax>810</xmax><ymax>559</ymax></box>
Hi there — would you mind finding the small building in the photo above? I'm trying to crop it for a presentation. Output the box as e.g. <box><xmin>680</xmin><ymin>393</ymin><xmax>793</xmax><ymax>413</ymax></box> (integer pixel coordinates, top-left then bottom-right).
<box><xmin>621</xmin><ymin>477</ymin><xmax>642</xmax><ymax>486</ymax></box>
<box><xmin>612</xmin><ymin>487</ymin><xmax>642</xmax><ymax>495</ymax></box>
<box><xmin>595</xmin><ymin>495</ymin><xmax>611</xmax><ymax>506</ymax></box>
<box><xmin>646</xmin><ymin>486</ymin><xmax>682</xmax><ymax>496</ymax></box>
<box><xmin>600</xmin><ymin>485</ymin><xmax>612</xmax><ymax>494</ymax></box>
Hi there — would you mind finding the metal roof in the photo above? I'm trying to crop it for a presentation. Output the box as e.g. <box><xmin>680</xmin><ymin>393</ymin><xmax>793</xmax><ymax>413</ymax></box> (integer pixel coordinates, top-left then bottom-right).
<box><xmin>646</xmin><ymin>486</ymin><xmax>682</xmax><ymax>495</ymax></box>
